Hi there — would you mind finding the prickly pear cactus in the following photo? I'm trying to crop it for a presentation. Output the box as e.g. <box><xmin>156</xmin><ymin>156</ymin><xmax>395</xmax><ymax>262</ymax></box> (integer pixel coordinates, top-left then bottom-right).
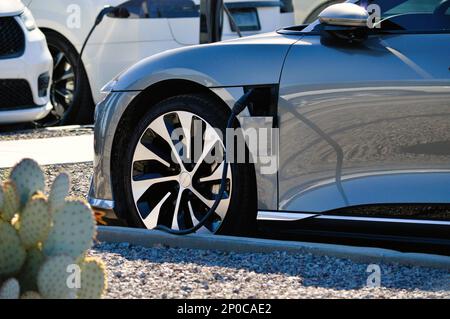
<box><xmin>44</xmin><ymin>200</ymin><xmax>96</xmax><ymax>259</ymax></box>
<box><xmin>10</xmin><ymin>159</ymin><xmax>45</xmax><ymax>206</ymax></box>
<box><xmin>0</xmin><ymin>278</ymin><xmax>20</xmax><ymax>299</ymax></box>
<box><xmin>0</xmin><ymin>159</ymin><xmax>107</xmax><ymax>299</ymax></box>
<box><xmin>77</xmin><ymin>258</ymin><xmax>107</xmax><ymax>299</ymax></box>
<box><xmin>48</xmin><ymin>172</ymin><xmax>70</xmax><ymax>213</ymax></box>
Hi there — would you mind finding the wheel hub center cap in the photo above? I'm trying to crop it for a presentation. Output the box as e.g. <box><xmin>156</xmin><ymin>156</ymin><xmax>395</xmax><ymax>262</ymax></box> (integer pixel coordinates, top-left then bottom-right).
<box><xmin>179</xmin><ymin>172</ymin><xmax>192</xmax><ymax>188</ymax></box>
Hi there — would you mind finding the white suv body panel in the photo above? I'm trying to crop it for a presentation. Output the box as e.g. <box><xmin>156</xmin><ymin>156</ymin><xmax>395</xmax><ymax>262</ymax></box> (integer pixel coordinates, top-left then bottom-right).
<box><xmin>0</xmin><ymin>8</ymin><xmax>53</xmax><ymax>124</ymax></box>
<box><xmin>0</xmin><ymin>0</ymin><xmax>25</xmax><ymax>16</ymax></box>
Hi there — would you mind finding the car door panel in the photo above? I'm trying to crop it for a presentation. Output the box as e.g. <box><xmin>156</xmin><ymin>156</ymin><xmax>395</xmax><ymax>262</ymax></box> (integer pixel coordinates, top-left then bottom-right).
<box><xmin>278</xmin><ymin>33</ymin><xmax>450</xmax><ymax>213</ymax></box>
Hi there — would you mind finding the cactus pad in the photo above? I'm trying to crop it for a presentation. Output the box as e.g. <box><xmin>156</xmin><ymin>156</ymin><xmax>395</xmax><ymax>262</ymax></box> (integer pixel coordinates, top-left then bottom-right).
<box><xmin>0</xmin><ymin>220</ymin><xmax>26</xmax><ymax>276</ymax></box>
<box><xmin>49</xmin><ymin>173</ymin><xmax>70</xmax><ymax>213</ymax></box>
<box><xmin>1</xmin><ymin>181</ymin><xmax>19</xmax><ymax>222</ymax></box>
<box><xmin>77</xmin><ymin>258</ymin><xmax>107</xmax><ymax>299</ymax></box>
<box><xmin>0</xmin><ymin>278</ymin><xmax>20</xmax><ymax>299</ymax></box>
<box><xmin>10</xmin><ymin>159</ymin><xmax>45</xmax><ymax>206</ymax></box>
<box><xmin>18</xmin><ymin>248</ymin><xmax>45</xmax><ymax>292</ymax></box>
<box><xmin>44</xmin><ymin>200</ymin><xmax>96</xmax><ymax>259</ymax></box>
<box><xmin>37</xmin><ymin>255</ymin><xmax>77</xmax><ymax>299</ymax></box>
<box><xmin>18</xmin><ymin>197</ymin><xmax>51</xmax><ymax>248</ymax></box>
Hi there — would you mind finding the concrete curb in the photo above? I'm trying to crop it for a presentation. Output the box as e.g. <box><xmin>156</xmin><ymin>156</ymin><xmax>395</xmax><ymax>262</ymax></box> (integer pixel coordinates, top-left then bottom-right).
<box><xmin>45</xmin><ymin>124</ymin><xmax>94</xmax><ymax>131</ymax></box>
<box><xmin>97</xmin><ymin>226</ymin><xmax>450</xmax><ymax>270</ymax></box>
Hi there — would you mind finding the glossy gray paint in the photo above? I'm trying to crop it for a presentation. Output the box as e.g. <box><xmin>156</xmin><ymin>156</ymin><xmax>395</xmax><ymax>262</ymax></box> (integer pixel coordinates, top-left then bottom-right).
<box><xmin>278</xmin><ymin>33</ymin><xmax>450</xmax><ymax>212</ymax></box>
<box><xmin>90</xmin><ymin>91</ymin><xmax>139</xmax><ymax>204</ymax></box>
<box><xmin>111</xmin><ymin>32</ymin><xmax>299</xmax><ymax>91</ymax></box>
<box><xmin>211</xmin><ymin>87</ymin><xmax>279</xmax><ymax>210</ymax></box>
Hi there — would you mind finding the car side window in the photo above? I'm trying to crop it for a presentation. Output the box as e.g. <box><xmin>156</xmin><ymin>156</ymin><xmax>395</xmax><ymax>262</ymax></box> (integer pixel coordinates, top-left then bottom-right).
<box><xmin>117</xmin><ymin>0</ymin><xmax>199</xmax><ymax>19</ymax></box>
<box><xmin>361</xmin><ymin>0</ymin><xmax>450</xmax><ymax>32</ymax></box>
<box><xmin>147</xmin><ymin>0</ymin><xmax>199</xmax><ymax>18</ymax></box>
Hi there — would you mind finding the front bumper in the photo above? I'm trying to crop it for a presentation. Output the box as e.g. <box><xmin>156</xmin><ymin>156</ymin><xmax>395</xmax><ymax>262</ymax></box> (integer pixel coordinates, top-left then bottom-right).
<box><xmin>88</xmin><ymin>196</ymin><xmax>114</xmax><ymax>211</ymax></box>
<box><xmin>0</xmin><ymin>102</ymin><xmax>52</xmax><ymax>124</ymax></box>
<box><xmin>0</xmin><ymin>18</ymin><xmax>53</xmax><ymax>123</ymax></box>
<box><xmin>88</xmin><ymin>91</ymin><xmax>140</xmax><ymax>214</ymax></box>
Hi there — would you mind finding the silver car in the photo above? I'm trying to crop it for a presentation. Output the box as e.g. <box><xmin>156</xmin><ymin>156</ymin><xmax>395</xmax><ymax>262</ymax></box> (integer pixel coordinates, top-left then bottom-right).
<box><xmin>89</xmin><ymin>0</ymin><xmax>450</xmax><ymax>241</ymax></box>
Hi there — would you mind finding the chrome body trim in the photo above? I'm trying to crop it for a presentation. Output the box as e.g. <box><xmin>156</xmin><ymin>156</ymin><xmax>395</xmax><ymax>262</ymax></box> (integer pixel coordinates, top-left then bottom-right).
<box><xmin>257</xmin><ymin>210</ymin><xmax>450</xmax><ymax>226</ymax></box>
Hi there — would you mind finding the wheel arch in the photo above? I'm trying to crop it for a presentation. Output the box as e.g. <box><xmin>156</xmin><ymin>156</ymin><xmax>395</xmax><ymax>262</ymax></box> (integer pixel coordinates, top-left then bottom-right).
<box><xmin>112</xmin><ymin>79</ymin><xmax>232</xmax><ymax>142</ymax></box>
<box><xmin>40</xmin><ymin>27</ymin><xmax>95</xmax><ymax>104</ymax></box>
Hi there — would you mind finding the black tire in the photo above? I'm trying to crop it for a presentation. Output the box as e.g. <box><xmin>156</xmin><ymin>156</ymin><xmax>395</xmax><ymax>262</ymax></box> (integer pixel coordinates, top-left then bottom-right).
<box><xmin>39</xmin><ymin>31</ymin><xmax>95</xmax><ymax>126</ymax></box>
<box><xmin>113</xmin><ymin>94</ymin><xmax>257</xmax><ymax>236</ymax></box>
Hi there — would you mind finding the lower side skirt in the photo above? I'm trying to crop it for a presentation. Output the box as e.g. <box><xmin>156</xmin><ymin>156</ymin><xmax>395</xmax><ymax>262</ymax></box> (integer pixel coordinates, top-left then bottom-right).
<box><xmin>257</xmin><ymin>215</ymin><xmax>450</xmax><ymax>255</ymax></box>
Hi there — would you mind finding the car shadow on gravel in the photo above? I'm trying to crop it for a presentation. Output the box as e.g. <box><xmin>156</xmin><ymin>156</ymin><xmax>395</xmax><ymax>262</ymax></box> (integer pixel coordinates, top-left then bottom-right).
<box><xmin>93</xmin><ymin>243</ymin><xmax>450</xmax><ymax>293</ymax></box>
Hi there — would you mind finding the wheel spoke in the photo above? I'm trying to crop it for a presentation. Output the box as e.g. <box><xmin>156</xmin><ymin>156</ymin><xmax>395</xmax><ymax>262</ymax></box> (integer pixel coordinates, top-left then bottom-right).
<box><xmin>150</xmin><ymin>116</ymin><xmax>186</xmax><ymax>169</ymax></box>
<box><xmin>191</xmin><ymin>126</ymin><xmax>221</xmax><ymax>175</ymax></box>
<box><xmin>53</xmin><ymin>52</ymin><xmax>65</xmax><ymax>70</ymax></box>
<box><xmin>187</xmin><ymin>200</ymin><xmax>200</xmax><ymax>224</ymax></box>
<box><xmin>54</xmin><ymin>71</ymin><xmax>75</xmax><ymax>84</ymax></box>
<box><xmin>177</xmin><ymin>111</ymin><xmax>194</xmax><ymax>163</ymax></box>
<box><xmin>190</xmin><ymin>187</ymin><xmax>228</xmax><ymax>219</ymax></box>
<box><xmin>132</xmin><ymin>175</ymin><xmax>177</xmax><ymax>202</ymax></box>
<box><xmin>51</xmin><ymin>103</ymin><xmax>65</xmax><ymax>118</ymax></box>
<box><xmin>187</xmin><ymin>201</ymin><xmax>210</xmax><ymax>233</ymax></box>
<box><xmin>55</xmin><ymin>88</ymin><xmax>73</xmax><ymax>101</ymax></box>
<box><xmin>198</xmin><ymin>161</ymin><xmax>231</xmax><ymax>183</ymax></box>
<box><xmin>171</xmin><ymin>189</ymin><xmax>184</xmax><ymax>230</ymax></box>
<box><xmin>133</xmin><ymin>141</ymin><xmax>170</xmax><ymax>167</ymax></box>
<box><xmin>142</xmin><ymin>192</ymin><xmax>172</xmax><ymax>229</ymax></box>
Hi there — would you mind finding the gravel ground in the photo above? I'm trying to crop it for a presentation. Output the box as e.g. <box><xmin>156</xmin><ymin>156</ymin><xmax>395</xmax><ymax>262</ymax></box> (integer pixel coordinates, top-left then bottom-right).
<box><xmin>90</xmin><ymin>242</ymin><xmax>450</xmax><ymax>299</ymax></box>
<box><xmin>0</xmin><ymin>162</ymin><xmax>93</xmax><ymax>200</ymax></box>
<box><xmin>0</xmin><ymin>125</ymin><xmax>93</xmax><ymax>141</ymax></box>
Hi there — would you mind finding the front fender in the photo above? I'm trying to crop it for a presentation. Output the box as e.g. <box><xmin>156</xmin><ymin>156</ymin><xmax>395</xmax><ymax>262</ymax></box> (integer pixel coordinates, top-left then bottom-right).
<box><xmin>113</xmin><ymin>32</ymin><xmax>300</xmax><ymax>91</ymax></box>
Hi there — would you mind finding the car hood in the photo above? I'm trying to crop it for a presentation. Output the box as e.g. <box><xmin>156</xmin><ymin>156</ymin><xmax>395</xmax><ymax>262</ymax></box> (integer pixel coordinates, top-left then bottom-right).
<box><xmin>0</xmin><ymin>0</ymin><xmax>25</xmax><ymax>17</ymax></box>
<box><xmin>113</xmin><ymin>32</ymin><xmax>301</xmax><ymax>91</ymax></box>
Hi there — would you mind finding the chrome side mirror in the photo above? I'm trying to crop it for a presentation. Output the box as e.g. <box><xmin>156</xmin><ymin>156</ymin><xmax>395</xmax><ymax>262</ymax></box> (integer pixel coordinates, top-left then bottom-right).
<box><xmin>318</xmin><ymin>3</ymin><xmax>370</xmax><ymax>44</ymax></box>
<box><xmin>319</xmin><ymin>3</ymin><xmax>369</xmax><ymax>28</ymax></box>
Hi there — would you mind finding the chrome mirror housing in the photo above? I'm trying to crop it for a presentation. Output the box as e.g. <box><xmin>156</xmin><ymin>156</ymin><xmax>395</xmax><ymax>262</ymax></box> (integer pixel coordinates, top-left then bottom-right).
<box><xmin>319</xmin><ymin>3</ymin><xmax>369</xmax><ymax>28</ymax></box>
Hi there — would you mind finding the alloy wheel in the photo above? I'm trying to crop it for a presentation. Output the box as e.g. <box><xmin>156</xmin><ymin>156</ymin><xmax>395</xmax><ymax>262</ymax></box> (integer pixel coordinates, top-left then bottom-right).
<box><xmin>131</xmin><ymin>111</ymin><xmax>232</xmax><ymax>233</ymax></box>
<box><xmin>45</xmin><ymin>44</ymin><xmax>76</xmax><ymax>126</ymax></box>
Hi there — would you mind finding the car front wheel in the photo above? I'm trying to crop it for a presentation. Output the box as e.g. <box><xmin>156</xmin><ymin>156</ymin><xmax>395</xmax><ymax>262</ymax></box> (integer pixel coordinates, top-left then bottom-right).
<box><xmin>113</xmin><ymin>94</ymin><xmax>257</xmax><ymax>235</ymax></box>
<box><xmin>38</xmin><ymin>31</ymin><xmax>95</xmax><ymax>126</ymax></box>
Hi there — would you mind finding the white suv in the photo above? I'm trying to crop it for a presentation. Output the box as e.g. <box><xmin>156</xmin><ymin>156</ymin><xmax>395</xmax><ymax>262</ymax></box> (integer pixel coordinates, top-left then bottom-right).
<box><xmin>0</xmin><ymin>0</ymin><xmax>52</xmax><ymax>125</ymax></box>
